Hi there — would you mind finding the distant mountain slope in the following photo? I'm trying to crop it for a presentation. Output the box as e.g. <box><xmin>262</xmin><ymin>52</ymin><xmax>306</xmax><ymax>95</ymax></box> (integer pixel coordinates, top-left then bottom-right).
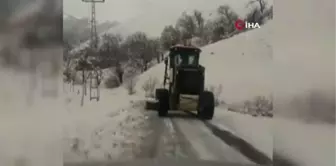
<box><xmin>63</xmin><ymin>14</ymin><xmax>119</xmax><ymax>45</ymax></box>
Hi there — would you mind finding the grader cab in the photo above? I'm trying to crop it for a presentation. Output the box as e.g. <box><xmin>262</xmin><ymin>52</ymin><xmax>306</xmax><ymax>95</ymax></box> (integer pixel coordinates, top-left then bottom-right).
<box><xmin>155</xmin><ymin>45</ymin><xmax>215</xmax><ymax>120</ymax></box>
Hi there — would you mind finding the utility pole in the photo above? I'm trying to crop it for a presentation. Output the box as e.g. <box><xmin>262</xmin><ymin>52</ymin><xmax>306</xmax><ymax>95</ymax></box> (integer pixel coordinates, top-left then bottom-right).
<box><xmin>82</xmin><ymin>0</ymin><xmax>104</xmax><ymax>50</ymax></box>
<box><xmin>81</xmin><ymin>0</ymin><xmax>105</xmax><ymax>103</ymax></box>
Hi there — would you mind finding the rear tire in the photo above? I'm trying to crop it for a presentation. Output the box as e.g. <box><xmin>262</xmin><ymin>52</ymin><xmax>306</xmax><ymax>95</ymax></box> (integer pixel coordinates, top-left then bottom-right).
<box><xmin>197</xmin><ymin>91</ymin><xmax>215</xmax><ymax>120</ymax></box>
<box><xmin>156</xmin><ymin>89</ymin><xmax>169</xmax><ymax>117</ymax></box>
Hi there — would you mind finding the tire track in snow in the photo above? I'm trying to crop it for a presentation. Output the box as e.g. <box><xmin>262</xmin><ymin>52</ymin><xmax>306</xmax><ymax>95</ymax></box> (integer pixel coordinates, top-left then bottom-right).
<box><xmin>135</xmin><ymin>110</ymin><xmax>198</xmax><ymax>159</ymax></box>
<box><xmin>172</xmin><ymin>115</ymin><xmax>253</xmax><ymax>164</ymax></box>
<box><xmin>137</xmin><ymin>108</ymin><xmax>274</xmax><ymax>165</ymax></box>
<box><xmin>180</xmin><ymin>110</ymin><xmax>272</xmax><ymax>165</ymax></box>
<box><xmin>134</xmin><ymin>111</ymin><xmax>164</xmax><ymax>158</ymax></box>
<box><xmin>203</xmin><ymin>121</ymin><xmax>273</xmax><ymax>165</ymax></box>
<box><xmin>273</xmin><ymin>154</ymin><xmax>297</xmax><ymax>166</ymax></box>
<box><xmin>163</xmin><ymin>117</ymin><xmax>198</xmax><ymax>159</ymax></box>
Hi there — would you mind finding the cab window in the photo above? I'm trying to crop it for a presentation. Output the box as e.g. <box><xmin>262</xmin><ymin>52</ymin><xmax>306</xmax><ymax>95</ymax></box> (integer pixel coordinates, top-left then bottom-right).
<box><xmin>188</xmin><ymin>55</ymin><xmax>196</xmax><ymax>65</ymax></box>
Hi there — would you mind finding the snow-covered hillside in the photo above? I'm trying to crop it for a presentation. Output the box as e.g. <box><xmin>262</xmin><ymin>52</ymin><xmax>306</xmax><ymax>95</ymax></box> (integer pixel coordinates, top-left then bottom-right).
<box><xmin>91</xmin><ymin>0</ymin><xmax>261</xmax><ymax>37</ymax></box>
<box><xmin>68</xmin><ymin>0</ymin><xmax>274</xmax><ymax>53</ymax></box>
<box><xmin>63</xmin><ymin>14</ymin><xmax>119</xmax><ymax>46</ymax></box>
<box><xmin>135</xmin><ymin>21</ymin><xmax>272</xmax><ymax>105</ymax></box>
<box><xmin>0</xmin><ymin>17</ymin><xmax>268</xmax><ymax>165</ymax></box>
<box><xmin>273</xmin><ymin>0</ymin><xmax>335</xmax><ymax>165</ymax></box>
<box><xmin>133</xmin><ymin>20</ymin><xmax>273</xmax><ymax>159</ymax></box>
<box><xmin>0</xmin><ymin>0</ymin><xmax>333</xmax><ymax>165</ymax></box>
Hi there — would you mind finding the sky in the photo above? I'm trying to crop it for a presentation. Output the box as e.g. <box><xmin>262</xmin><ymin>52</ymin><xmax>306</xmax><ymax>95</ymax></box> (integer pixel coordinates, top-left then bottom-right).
<box><xmin>63</xmin><ymin>0</ymin><xmax>273</xmax><ymax>22</ymax></box>
<box><xmin>63</xmin><ymin>0</ymin><xmax>273</xmax><ymax>37</ymax></box>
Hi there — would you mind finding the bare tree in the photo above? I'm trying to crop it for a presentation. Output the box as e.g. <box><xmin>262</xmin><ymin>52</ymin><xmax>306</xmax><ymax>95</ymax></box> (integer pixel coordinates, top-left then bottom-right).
<box><xmin>176</xmin><ymin>12</ymin><xmax>197</xmax><ymax>44</ymax></box>
<box><xmin>160</xmin><ymin>25</ymin><xmax>181</xmax><ymax>50</ymax></box>
<box><xmin>245</xmin><ymin>6</ymin><xmax>264</xmax><ymax>25</ymax></box>
<box><xmin>124</xmin><ymin>31</ymin><xmax>153</xmax><ymax>72</ymax></box>
<box><xmin>247</xmin><ymin>0</ymin><xmax>267</xmax><ymax>14</ymax></box>
<box><xmin>147</xmin><ymin>38</ymin><xmax>161</xmax><ymax>63</ymax></box>
<box><xmin>115</xmin><ymin>61</ymin><xmax>124</xmax><ymax>84</ymax></box>
<box><xmin>63</xmin><ymin>40</ymin><xmax>73</xmax><ymax>68</ymax></box>
<box><xmin>216</xmin><ymin>5</ymin><xmax>239</xmax><ymax>36</ymax></box>
<box><xmin>263</xmin><ymin>5</ymin><xmax>273</xmax><ymax>19</ymax></box>
<box><xmin>193</xmin><ymin>10</ymin><xmax>205</xmax><ymax>37</ymax></box>
<box><xmin>99</xmin><ymin>33</ymin><xmax>123</xmax><ymax>67</ymax></box>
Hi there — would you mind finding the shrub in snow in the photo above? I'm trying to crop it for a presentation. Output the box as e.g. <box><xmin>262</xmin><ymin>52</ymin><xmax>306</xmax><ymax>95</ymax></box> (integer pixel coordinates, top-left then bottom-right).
<box><xmin>244</xmin><ymin>96</ymin><xmax>273</xmax><ymax>117</ymax></box>
<box><xmin>126</xmin><ymin>78</ymin><xmax>137</xmax><ymax>95</ymax></box>
<box><xmin>142</xmin><ymin>76</ymin><xmax>159</xmax><ymax>98</ymax></box>
<box><xmin>104</xmin><ymin>74</ymin><xmax>120</xmax><ymax>89</ymax></box>
<box><xmin>71</xmin><ymin>71</ymin><xmax>89</xmax><ymax>85</ymax></box>
<box><xmin>73</xmin><ymin>73</ymin><xmax>83</xmax><ymax>85</ymax></box>
<box><xmin>190</xmin><ymin>37</ymin><xmax>206</xmax><ymax>47</ymax></box>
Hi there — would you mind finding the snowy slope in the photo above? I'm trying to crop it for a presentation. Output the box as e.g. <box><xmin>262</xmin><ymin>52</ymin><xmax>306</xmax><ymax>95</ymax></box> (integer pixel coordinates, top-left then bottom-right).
<box><xmin>273</xmin><ymin>0</ymin><xmax>335</xmax><ymax>165</ymax></box>
<box><xmin>0</xmin><ymin>69</ymin><xmax>64</xmax><ymax>166</ymax></box>
<box><xmin>135</xmin><ymin>21</ymin><xmax>272</xmax><ymax>105</ymax></box>
<box><xmin>69</xmin><ymin>0</ymin><xmax>274</xmax><ymax>53</ymax></box>
<box><xmin>105</xmin><ymin>0</ymin><xmax>274</xmax><ymax>37</ymax></box>
<box><xmin>61</xmin><ymin>86</ymin><xmax>149</xmax><ymax>162</ymax></box>
<box><xmin>275</xmin><ymin>118</ymin><xmax>335</xmax><ymax>166</ymax></box>
<box><xmin>102</xmin><ymin>0</ymin><xmax>258</xmax><ymax>37</ymax></box>
<box><xmin>0</xmin><ymin>0</ymin><xmax>274</xmax><ymax>165</ymax></box>
<box><xmin>61</xmin><ymin>20</ymin><xmax>274</xmax><ymax>163</ymax></box>
<box><xmin>133</xmin><ymin>20</ymin><xmax>273</xmax><ymax>160</ymax></box>
<box><xmin>212</xmin><ymin>107</ymin><xmax>273</xmax><ymax>159</ymax></box>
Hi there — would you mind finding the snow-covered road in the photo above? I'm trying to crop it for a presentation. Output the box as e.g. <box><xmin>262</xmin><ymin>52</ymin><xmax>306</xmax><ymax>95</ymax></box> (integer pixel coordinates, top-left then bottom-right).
<box><xmin>62</xmin><ymin>89</ymin><xmax>269</xmax><ymax>166</ymax></box>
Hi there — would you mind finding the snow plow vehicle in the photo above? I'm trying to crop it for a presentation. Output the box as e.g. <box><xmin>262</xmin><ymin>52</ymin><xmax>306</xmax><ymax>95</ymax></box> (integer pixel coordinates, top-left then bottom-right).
<box><xmin>154</xmin><ymin>45</ymin><xmax>215</xmax><ymax>120</ymax></box>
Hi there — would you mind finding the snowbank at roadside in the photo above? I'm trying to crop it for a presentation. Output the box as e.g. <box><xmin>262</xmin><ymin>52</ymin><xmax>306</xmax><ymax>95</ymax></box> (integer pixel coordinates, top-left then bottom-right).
<box><xmin>62</xmin><ymin>85</ymin><xmax>149</xmax><ymax>162</ymax></box>
<box><xmin>212</xmin><ymin>107</ymin><xmax>273</xmax><ymax>159</ymax></box>
<box><xmin>275</xmin><ymin>119</ymin><xmax>335</xmax><ymax>166</ymax></box>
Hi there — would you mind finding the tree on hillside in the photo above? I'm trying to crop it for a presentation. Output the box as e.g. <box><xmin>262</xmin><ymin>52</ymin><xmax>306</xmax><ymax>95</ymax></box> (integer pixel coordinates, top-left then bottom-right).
<box><xmin>203</xmin><ymin>20</ymin><xmax>216</xmax><ymax>43</ymax></box>
<box><xmin>124</xmin><ymin>31</ymin><xmax>154</xmax><ymax>72</ymax></box>
<box><xmin>203</xmin><ymin>19</ymin><xmax>225</xmax><ymax>43</ymax></box>
<box><xmin>246</xmin><ymin>0</ymin><xmax>267</xmax><ymax>14</ymax></box>
<box><xmin>193</xmin><ymin>10</ymin><xmax>205</xmax><ymax>37</ymax></box>
<box><xmin>63</xmin><ymin>41</ymin><xmax>75</xmax><ymax>84</ymax></box>
<box><xmin>63</xmin><ymin>40</ymin><xmax>73</xmax><ymax>63</ymax></box>
<box><xmin>99</xmin><ymin>33</ymin><xmax>125</xmax><ymax>83</ymax></box>
<box><xmin>245</xmin><ymin>6</ymin><xmax>264</xmax><ymax>25</ymax></box>
<box><xmin>147</xmin><ymin>38</ymin><xmax>161</xmax><ymax>63</ymax></box>
<box><xmin>176</xmin><ymin>12</ymin><xmax>197</xmax><ymax>45</ymax></box>
<box><xmin>199</xmin><ymin>5</ymin><xmax>239</xmax><ymax>43</ymax></box>
<box><xmin>192</xmin><ymin>10</ymin><xmax>207</xmax><ymax>46</ymax></box>
<box><xmin>115</xmin><ymin>61</ymin><xmax>124</xmax><ymax>84</ymax></box>
<box><xmin>99</xmin><ymin>33</ymin><xmax>123</xmax><ymax>64</ymax></box>
<box><xmin>246</xmin><ymin>0</ymin><xmax>272</xmax><ymax>25</ymax></box>
<box><xmin>263</xmin><ymin>5</ymin><xmax>273</xmax><ymax>19</ymax></box>
<box><xmin>160</xmin><ymin>25</ymin><xmax>181</xmax><ymax>50</ymax></box>
<box><xmin>216</xmin><ymin>5</ymin><xmax>239</xmax><ymax>36</ymax></box>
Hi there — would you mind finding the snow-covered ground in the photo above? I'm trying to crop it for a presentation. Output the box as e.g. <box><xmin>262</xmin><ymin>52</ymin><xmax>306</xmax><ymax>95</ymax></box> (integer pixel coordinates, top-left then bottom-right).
<box><xmin>61</xmin><ymin>85</ymin><xmax>149</xmax><ymax>162</ymax></box>
<box><xmin>0</xmin><ymin>0</ymin><xmax>334</xmax><ymax>165</ymax></box>
<box><xmin>212</xmin><ymin>107</ymin><xmax>272</xmax><ymax>159</ymax></box>
<box><xmin>134</xmin><ymin>19</ymin><xmax>273</xmax><ymax>161</ymax></box>
<box><xmin>273</xmin><ymin>0</ymin><xmax>335</xmax><ymax>166</ymax></box>
<box><xmin>61</xmin><ymin>17</ymin><xmax>274</xmax><ymax>162</ymax></box>
<box><xmin>0</xmin><ymin>68</ymin><xmax>64</xmax><ymax>166</ymax></box>
<box><xmin>275</xmin><ymin>118</ymin><xmax>335</xmax><ymax>166</ymax></box>
<box><xmin>134</xmin><ymin>20</ymin><xmax>272</xmax><ymax>104</ymax></box>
